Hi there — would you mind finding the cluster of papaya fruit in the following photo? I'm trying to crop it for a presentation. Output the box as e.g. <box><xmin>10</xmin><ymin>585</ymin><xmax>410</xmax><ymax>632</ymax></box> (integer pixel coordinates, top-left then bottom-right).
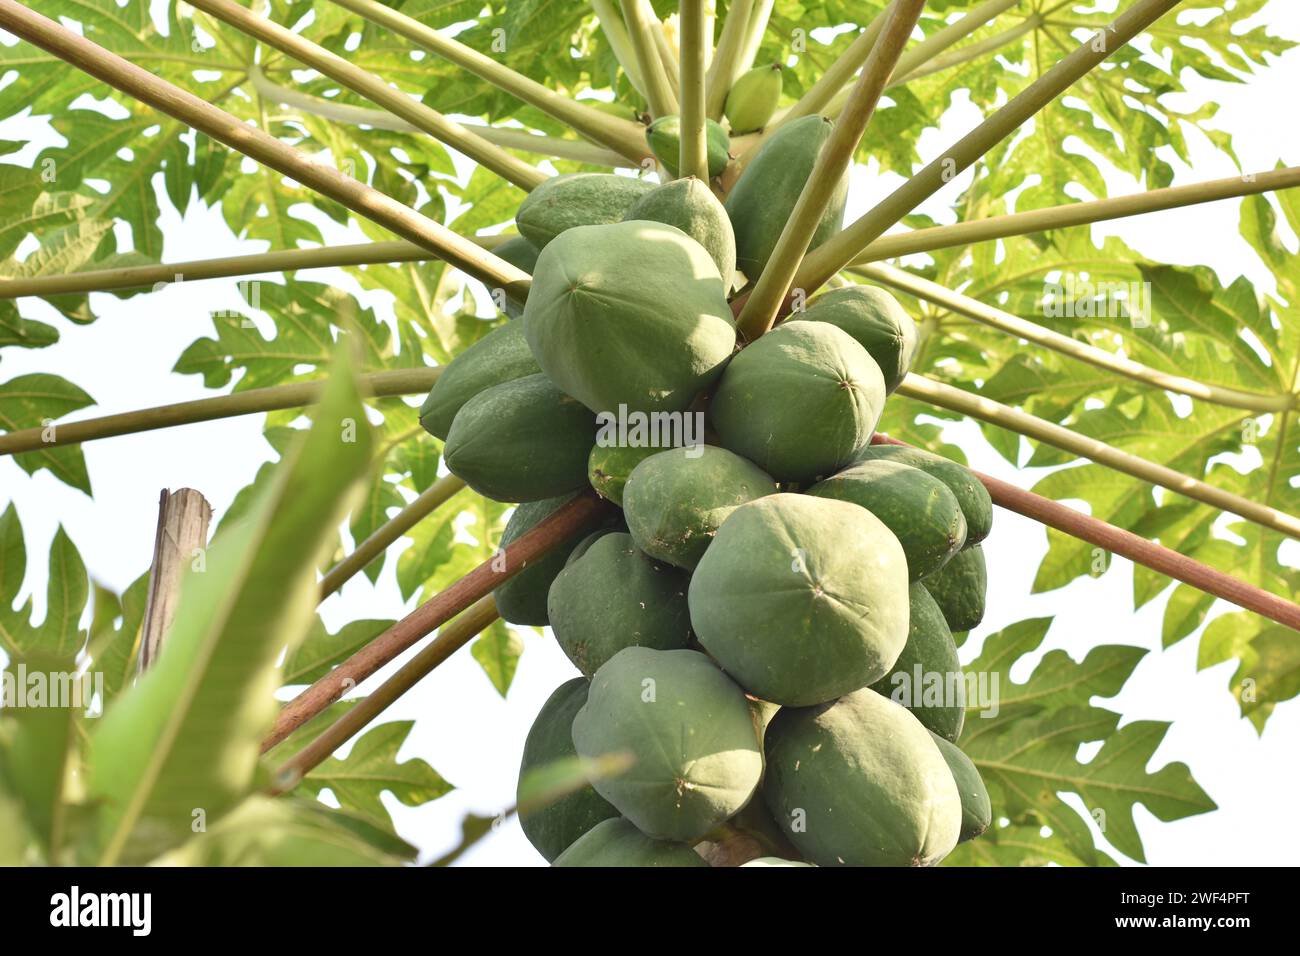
<box><xmin>418</xmin><ymin>99</ymin><xmax>993</xmax><ymax>866</ymax></box>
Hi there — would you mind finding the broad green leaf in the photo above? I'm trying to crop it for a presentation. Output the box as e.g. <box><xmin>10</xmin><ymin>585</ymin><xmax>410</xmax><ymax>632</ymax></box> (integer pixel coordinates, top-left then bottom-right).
<box><xmin>281</xmin><ymin>617</ymin><xmax>394</xmax><ymax>686</ymax></box>
<box><xmin>86</xmin><ymin>348</ymin><xmax>374</xmax><ymax>864</ymax></box>
<box><xmin>470</xmin><ymin>621</ymin><xmax>524</xmax><ymax>697</ymax></box>
<box><xmin>0</xmin><ymin>374</ymin><xmax>95</xmax><ymax>494</ymax></box>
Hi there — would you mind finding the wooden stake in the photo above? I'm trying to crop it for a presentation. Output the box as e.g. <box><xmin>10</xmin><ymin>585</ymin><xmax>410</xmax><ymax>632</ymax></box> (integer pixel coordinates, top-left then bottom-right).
<box><xmin>138</xmin><ymin>489</ymin><xmax>213</xmax><ymax>672</ymax></box>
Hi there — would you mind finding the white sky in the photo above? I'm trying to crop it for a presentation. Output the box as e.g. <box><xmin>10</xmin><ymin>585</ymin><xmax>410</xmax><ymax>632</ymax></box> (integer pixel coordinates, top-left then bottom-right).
<box><xmin>1</xmin><ymin>2</ymin><xmax>1298</xmax><ymax>866</ymax></box>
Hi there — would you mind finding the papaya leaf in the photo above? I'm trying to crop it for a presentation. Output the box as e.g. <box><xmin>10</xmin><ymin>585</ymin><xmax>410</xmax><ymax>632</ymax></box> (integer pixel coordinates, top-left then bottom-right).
<box><xmin>84</xmin><ymin>575</ymin><xmax>150</xmax><ymax>706</ymax></box>
<box><xmin>281</xmin><ymin>617</ymin><xmax>394</xmax><ymax>687</ymax></box>
<box><xmin>85</xmin><ymin>348</ymin><xmax>374</xmax><ymax>864</ymax></box>
<box><xmin>151</xmin><ymin>795</ymin><xmax>412</xmax><ymax>867</ymax></box>
<box><xmin>471</xmin><ymin>621</ymin><xmax>524</xmax><ymax>697</ymax></box>
<box><xmin>0</xmin><ymin>374</ymin><xmax>95</xmax><ymax>495</ymax></box>
<box><xmin>291</xmin><ymin>721</ymin><xmax>453</xmax><ymax>831</ymax></box>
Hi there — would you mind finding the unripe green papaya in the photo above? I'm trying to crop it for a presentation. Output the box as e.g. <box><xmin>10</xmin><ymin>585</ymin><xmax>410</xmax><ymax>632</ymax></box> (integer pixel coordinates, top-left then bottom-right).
<box><xmin>688</xmin><ymin>494</ymin><xmax>910</xmax><ymax>706</ymax></box>
<box><xmin>790</xmin><ymin>285</ymin><xmax>918</xmax><ymax>393</ymax></box>
<box><xmin>725</xmin><ymin>114</ymin><xmax>847</xmax><ymax>281</ymax></box>
<box><xmin>922</xmin><ymin>543</ymin><xmax>987</xmax><ymax>633</ymax></box>
<box><xmin>645</xmin><ymin>115</ymin><xmax>730</xmax><ymax>179</ymax></box>
<box><xmin>710</xmin><ymin>322</ymin><xmax>885</xmax><ymax>484</ymax></box>
<box><xmin>516</xmin><ymin>173</ymin><xmax>654</xmax><ymax>249</ymax></box>
<box><xmin>491</xmin><ymin>236</ymin><xmax>540</xmax><ymax>318</ymax></box>
<box><xmin>623</xmin><ymin>445</ymin><xmax>776</xmax><ymax>570</ymax></box>
<box><xmin>870</xmin><ymin>583</ymin><xmax>965</xmax><ymax>742</ymax></box>
<box><xmin>523</xmin><ymin>220</ymin><xmax>736</xmax><ymax>416</ymax></box>
<box><xmin>552</xmin><ymin>817</ymin><xmax>707</xmax><ymax>867</ymax></box>
<box><xmin>418</xmin><ymin>320</ymin><xmax>540</xmax><ymax>440</ymax></box>
<box><xmin>725</xmin><ymin>63</ymin><xmax>783</xmax><ymax>134</ymax></box>
<box><xmin>763</xmin><ymin>688</ymin><xmax>963</xmax><ymax>867</ymax></box>
<box><xmin>571</xmin><ymin>647</ymin><xmax>763</xmax><ymax>843</ymax></box>
<box><xmin>623</xmin><ymin>178</ymin><xmax>737</xmax><ymax>288</ymax></box>
<box><xmin>517</xmin><ymin>678</ymin><xmax>619</xmax><ymax>861</ymax></box>
<box><xmin>564</xmin><ymin>527</ymin><xmax>622</xmax><ymax>567</ymax></box>
<box><xmin>929</xmin><ymin>732</ymin><xmax>991</xmax><ymax>843</ymax></box>
<box><xmin>587</xmin><ymin>444</ymin><xmax>659</xmax><ymax>505</ymax></box>
<box><xmin>547</xmin><ymin>533</ymin><xmax>693</xmax><ymax>678</ymax></box>
<box><xmin>444</xmin><ymin>373</ymin><xmax>595</xmax><ymax>502</ymax></box>
<box><xmin>808</xmin><ymin>458</ymin><xmax>967</xmax><ymax>579</ymax></box>
<box><xmin>854</xmin><ymin>444</ymin><xmax>993</xmax><ymax>545</ymax></box>
<box><xmin>493</xmin><ymin>493</ymin><xmax>613</xmax><ymax>626</ymax></box>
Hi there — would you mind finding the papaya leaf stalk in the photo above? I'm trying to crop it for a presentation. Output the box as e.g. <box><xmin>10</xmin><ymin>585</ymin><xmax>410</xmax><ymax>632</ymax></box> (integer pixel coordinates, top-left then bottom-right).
<box><xmin>678</xmin><ymin>0</ymin><xmax>711</xmax><ymax>182</ymax></box>
<box><xmin>857</xmin><ymin>262</ymin><xmax>1297</xmax><ymax>413</ymax></box>
<box><xmin>704</xmin><ymin>0</ymin><xmax>753</xmax><ymax>120</ymax></box>
<box><xmin>732</xmin><ymin>0</ymin><xmax>775</xmax><ymax>80</ymax></box>
<box><xmin>895</xmin><ymin>375</ymin><xmax>1300</xmax><ymax>539</ymax></box>
<box><xmin>591</xmin><ymin>0</ymin><xmax>649</xmax><ymax>96</ymax></box>
<box><xmin>736</xmin><ymin>0</ymin><xmax>926</xmax><ymax>340</ymax></box>
<box><xmin>187</xmin><ymin>0</ymin><xmax>547</xmax><ymax>192</ymax></box>
<box><xmin>773</xmin><ymin>2</ymin><xmax>891</xmax><ymax>128</ymax></box>
<box><xmin>621</xmin><ymin>0</ymin><xmax>679</xmax><ymax>117</ymax></box>
<box><xmin>0</xmin><ymin>0</ymin><xmax>531</xmax><ymax>299</ymax></box>
<box><xmin>795</xmin><ymin>0</ymin><xmax>1184</xmax><ymax>293</ymax></box>
<box><xmin>331</xmin><ymin>0</ymin><xmax>654</xmax><ymax>165</ymax></box>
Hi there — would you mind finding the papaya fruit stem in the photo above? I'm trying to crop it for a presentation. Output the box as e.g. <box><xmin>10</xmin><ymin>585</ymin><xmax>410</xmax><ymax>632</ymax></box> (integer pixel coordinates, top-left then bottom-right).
<box><xmin>735</xmin><ymin>0</ymin><xmax>926</xmax><ymax>341</ymax></box>
<box><xmin>188</xmin><ymin>0</ymin><xmax>548</xmax><ymax>192</ymax></box>
<box><xmin>794</xmin><ymin>0</ymin><xmax>1184</xmax><ymax>294</ymax></box>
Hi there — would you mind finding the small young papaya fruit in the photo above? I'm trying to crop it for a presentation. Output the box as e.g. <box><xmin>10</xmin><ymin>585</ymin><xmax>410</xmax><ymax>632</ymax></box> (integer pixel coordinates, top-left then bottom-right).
<box><xmin>645</xmin><ymin>115</ymin><xmax>730</xmax><ymax>179</ymax></box>
<box><xmin>571</xmin><ymin>647</ymin><xmax>763</xmax><ymax>843</ymax></box>
<box><xmin>922</xmin><ymin>542</ymin><xmax>987</xmax><ymax>634</ymax></box>
<box><xmin>516</xmin><ymin>173</ymin><xmax>654</xmax><ymax>249</ymax></box>
<box><xmin>517</xmin><ymin>678</ymin><xmax>619</xmax><ymax>861</ymax></box>
<box><xmin>725</xmin><ymin>114</ymin><xmax>846</xmax><ymax>282</ymax></box>
<box><xmin>546</xmin><ymin>532</ymin><xmax>693</xmax><ymax>678</ymax></box>
<box><xmin>725</xmin><ymin>63</ymin><xmax>783</xmax><ymax>134</ymax></box>
<box><xmin>869</xmin><ymin>583</ymin><xmax>965</xmax><ymax>742</ymax></box>
<box><xmin>763</xmin><ymin>687</ymin><xmax>963</xmax><ymax>867</ymax></box>
<box><xmin>709</xmin><ymin>322</ymin><xmax>885</xmax><ymax>484</ymax></box>
<box><xmin>789</xmin><ymin>284</ymin><xmax>918</xmax><ymax>393</ymax></box>
<box><xmin>688</xmin><ymin>494</ymin><xmax>910</xmax><ymax>706</ymax></box>
<box><xmin>623</xmin><ymin>177</ymin><xmax>737</xmax><ymax>288</ymax></box>
<box><xmin>622</xmin><ymin>445</ymin><xmax>776</xmax><ymax>570</ymax></box>
<box><xmin>808</xmin><ymin>458</ymin><xmax>967</xmax><ymax>579</ymax></box>
<box><xmin>929</xmin><ymin>732</ymin><xmax>992</xmax><ymax>843</ymax></box>
<box><xmin>443</xmin><ymin>373</ymin><xmax>594</xmax><ymax>503</ymax></box>
<box><xmin>523</xmin><ymin>220</ymin><xmax>736</xmax><ymax>416</ymax></box>
<box><xmin>418</xmin><ymin>320</ymin><xmax>540</xmax><ymax>441</ymax></box>
<box><xmin>587</xmin><ymin>444</ymin><xmax>659</xmax><ymax>505</ymax></box>
<box><xmin>552</xmin><ymin>818</ymin><xmax>707</xmax><ymax>867</ymax></box>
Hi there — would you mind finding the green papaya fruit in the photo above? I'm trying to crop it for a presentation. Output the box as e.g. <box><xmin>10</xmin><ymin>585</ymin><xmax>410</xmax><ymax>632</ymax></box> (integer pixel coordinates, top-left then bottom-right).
<box><xmin>710</xmin><ymin>322</ymin><xmax>885</xmax><ymax>484</ymax></box>
<box><xmin>552</xmin><ymin>817</ymin><xmax>707</xmax><ymax>867</ymax></box>
<box><xmin>645</xmin><ymin>115</ymin><xmax>730</xmax><ymax>179</ymax></box>
<box><xmin>623</xmin><ymin>178</ymin><xmax>737</xmax><ymax>287</ymax></box>
<box><xmin>929</xmin><ymin>732</ymin><xmax>992</xmax><ymax>843</ymax></box>
<box><xmin>564</xmin><ymin>526</ymin><xmax>622</xmax><ymax>567</ymax></box>
<box><xmin>725</xmin><ymin>114</ymin><xmax>847</xmax><ymax>281</ymax></box>
<box><xmin>491</xmin><ymin>235</ymin><xmax>540</xmax><ymax>318</ymax></box>
<box><xmin>725</xmin><ymin>63</ymin><xmax>783</xmax><ymax>134</ymax></box>
<box><xmin>547</xmin><ymin>533</ymin><xmax>694</xmax><ymax>678</ymax></box>
<box><xmin>571</xmin><ymin>647</ymin><xmax>763</xmax><ymax>842</ymax></box>
<box><xmin>418</xmin><ymin>320</ymin><xmax>540</xmax><ymax>440</ymax></box>
<box><xmin>808</xmin><ymin>458</ymin><xmax>967</xmax><ymax>579</ymax></box>
<box><xmin>688</xmin><ymin>494</ymin><xmax>910</xmax><ymax>706</ymax></box>
<box><xmin>869</xmin><ymin>583</ymin><xmax>965</xmax><ymax>742</ymax></box>
<box><xmin>763</xmin><ymin>688</ymin><xmax>963</xmax><ymax>867</ymax></box>
<box><xmin>443</xmin><ymin>373</ymin><xmax>595</xmax><ymax>503</ymax></box>
<box><xmin>741</xmin><ymin>857</ymin><xmax>814</xmax><ymax>867</ymax></box>
<box><xmin>921</xmin><ymin>543</ymin><xmax>987</xmax><ymax>633</ymax></box>
<box><xmin>523</xmin><ymin>220</ymin><xmax>736</xmax><ymax>416</ymax></box>
<box><xmin>517</xmin><ymin>678</ymin><xmax>620</xmax><ymax>861</ymax></box>
<box><xmin>854</xmin><ymin>444</ymin><xmax>993</xmax><ymax>545</ymax></box>
<box><xmin>789</xmin><ymin>285</ymin><xmax>918</xmax><ymax>393</ymax></box>
<box><xmin>622</xmin><ymin>445</ymin><xmax>776</xmax><ymax>570</ymax></box>
<box><xmin>587</xmin><ymin>443</ymin><xmax>660</xmax><ymax>505</ymax></box>
<box><xmin>516</xmin><ymin>173</ymin><xmax>654</xmax><ymax>249</ymax></box>
<box><xmin>493</xmin><ymin>493</ymin><xmax>612</xmax><ymax>626</ymax></box>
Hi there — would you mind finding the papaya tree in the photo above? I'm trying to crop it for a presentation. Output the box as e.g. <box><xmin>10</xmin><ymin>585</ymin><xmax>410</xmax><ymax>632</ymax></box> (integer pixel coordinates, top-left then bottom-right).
<box><xmin>0</xmin><ymin>0</ymin><xmax>1295</xmax><ymax>866</ymax></box>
